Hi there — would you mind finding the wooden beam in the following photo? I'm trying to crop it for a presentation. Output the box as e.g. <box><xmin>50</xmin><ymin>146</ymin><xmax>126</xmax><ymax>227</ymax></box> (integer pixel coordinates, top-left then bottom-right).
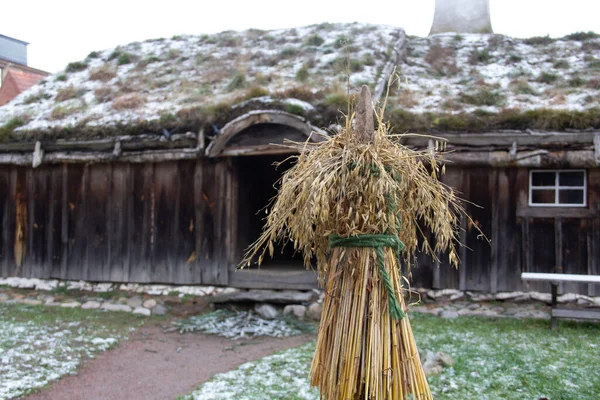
<box><xmin>516</xmin><ymin>207</ymin><xmax>595</xmax><ymax>219</ymax></box>
<box><xmin>521</xmin><ymin>272</ymin><xmax>600</xmax><ymax>284</ymax></box>
<box><xmin>444</xmin><ymin>150</ymin><xmax>598</xmax><ymax>167</ymax></box>
<box><xmin>552</xmin><ymin>308</ymin><xmax>600</xmax><ymax>320</ymax></box>
<box><xmin>373</xmin><ymin>29</ymin><xmax>406</xmax><ymax>102</ymax></box>
<box><xmin>206</xmin><ymin>110</ymin><xmax>323</xmax><ymax>158</ymax></box>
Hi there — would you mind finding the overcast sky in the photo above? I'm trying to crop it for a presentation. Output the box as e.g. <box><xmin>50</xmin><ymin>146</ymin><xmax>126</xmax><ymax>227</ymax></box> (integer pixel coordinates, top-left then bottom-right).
<box><xmin>3</xmin><ymin>0</ymin><xmax>599</xmax><ymax>73</ymax></box>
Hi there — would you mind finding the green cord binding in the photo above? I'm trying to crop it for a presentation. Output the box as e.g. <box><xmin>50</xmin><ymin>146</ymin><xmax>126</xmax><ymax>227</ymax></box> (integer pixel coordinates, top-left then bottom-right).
<box><xmin>329</xmin><ymin>234</ymin><xmax>406</xmax><ymax>320</ymax></box>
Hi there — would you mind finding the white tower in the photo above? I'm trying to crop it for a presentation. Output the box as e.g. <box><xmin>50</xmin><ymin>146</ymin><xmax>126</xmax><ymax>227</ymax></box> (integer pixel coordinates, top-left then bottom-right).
<box><xmin>429</xmin><ymin>0</ymin><xmax>493</xmax><ymax>35</ymax></box>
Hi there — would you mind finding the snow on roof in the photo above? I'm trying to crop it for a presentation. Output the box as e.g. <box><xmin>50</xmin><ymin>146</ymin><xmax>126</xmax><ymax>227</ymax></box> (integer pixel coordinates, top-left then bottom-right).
<box><xmin>0</xmin><ymin>25</ymin><xmax>599</xmax><ymax>142</ymax></box>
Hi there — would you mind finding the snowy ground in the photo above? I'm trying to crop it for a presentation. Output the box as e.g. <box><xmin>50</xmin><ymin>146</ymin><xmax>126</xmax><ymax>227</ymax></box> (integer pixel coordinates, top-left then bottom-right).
<box><xmin>184</xmin><ymin>313</ymin><xmax>600</xmax><ymax>400</ymax></box>
<box><xmin>0</xmin><ymin>303</ymin><xmax>140</xmax><ymax>399</ymax></box>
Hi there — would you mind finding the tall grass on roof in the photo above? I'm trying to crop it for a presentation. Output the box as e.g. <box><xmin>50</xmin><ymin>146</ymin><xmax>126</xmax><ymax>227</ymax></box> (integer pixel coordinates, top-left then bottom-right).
<box><xmin>243</xmin><ymin>86</ymin><xmax>468</xmax><ymax>399</ymax></box>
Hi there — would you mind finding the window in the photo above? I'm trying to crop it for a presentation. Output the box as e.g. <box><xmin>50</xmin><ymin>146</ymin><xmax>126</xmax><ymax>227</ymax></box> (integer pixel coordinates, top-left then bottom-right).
<box><xmin>529</xmin><ymin>170</ymin><xmax>586</xmax><ymax>207</ymax></box>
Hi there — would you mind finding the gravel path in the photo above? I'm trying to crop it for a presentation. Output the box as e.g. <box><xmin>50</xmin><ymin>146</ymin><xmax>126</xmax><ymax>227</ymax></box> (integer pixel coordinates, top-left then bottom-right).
<box><xmin>25</xmin><ymin>323</ymin><xmax>314</xmax><ymax>400</ymax></box>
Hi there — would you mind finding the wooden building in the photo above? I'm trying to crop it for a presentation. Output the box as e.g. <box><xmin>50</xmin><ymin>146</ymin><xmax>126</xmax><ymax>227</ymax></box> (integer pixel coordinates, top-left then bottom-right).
<box><xmin>0</xmin><ymin>24</ymin><xmax>599</xmax><ymax>294</ymax></box>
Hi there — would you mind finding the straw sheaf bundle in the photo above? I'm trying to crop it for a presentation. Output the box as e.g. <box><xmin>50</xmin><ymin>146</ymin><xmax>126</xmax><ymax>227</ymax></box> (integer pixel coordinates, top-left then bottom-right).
<box><xmin>243</xmin><ymin>86</ymin><xmax>468</xmax><ymax>399</ymax></box>
<box><xmin>243</xmin><ymin>100</ymin><xmax>462</xmax><ymax>285</ymax></box>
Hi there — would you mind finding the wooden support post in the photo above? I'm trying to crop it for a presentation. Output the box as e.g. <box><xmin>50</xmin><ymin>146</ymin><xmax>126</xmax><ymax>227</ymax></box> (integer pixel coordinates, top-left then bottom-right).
<box><xmin>551</xmin><ymin>283</ymin><xmax>558</xmax><ymax>330</ymax></box>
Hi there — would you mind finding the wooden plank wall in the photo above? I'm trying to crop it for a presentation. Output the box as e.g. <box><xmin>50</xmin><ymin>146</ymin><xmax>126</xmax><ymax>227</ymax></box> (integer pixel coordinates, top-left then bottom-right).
<box><xmin>0</xmin><ymin>160</ymin><xmax>233</xmax><ymax>285</ymax></box>
<box><xmin>0</xmin><ymin>162</ymin><xmax>598</xmax><ymax>293</ymax></box>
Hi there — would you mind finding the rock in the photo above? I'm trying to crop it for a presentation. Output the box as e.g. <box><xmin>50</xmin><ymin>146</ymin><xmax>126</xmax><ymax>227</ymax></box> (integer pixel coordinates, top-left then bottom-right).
<box><xmin>211</xmin><ymin>289</ymin><xmax>316</xmax><ymax>304</ymax></box>
<box><xmin>283</xmin><ymin>305</ymin><xmax>306</xmax><ymax>320</ymax></box>
<box><xmin>23</xmin><ymin>299</ymin><xmax>43</xmax><ymax>306</ymax></box>
<box><xmin>450</xmin><ymin>292</ymin><xmax>465</xmax><ymax>301</ymax></box>
<box><xmin>436</xmin><ymin>352</ymin><xmax>455</xmax><ymax>367</ymax></box>
<box><xmin>491</xmin><ymin>306</ymin><xmax>505</xmax><ymax>313</ymax></box>
<box><xmin>143</xmin><ymin>299</ymin><xmax>157</xmax><ymax>309</ymax></box>
<box><xmin>557</xmin><ymin>293</ymin><xmax>578</xmax><ymax>303</ymax></box>
<box><xmin>94</xmin><ymin>283</ymin><xmax>114</xmax><ymax>293</ymax></box>
<box><xmin>119</xmin><ymin>283</ymin><xmax>139</xmax><ymax>292</ymax></box>
<box><xmin>132</xmin><ymin>307</ymin><xmax>151</xmax><ymax>316</ymax></box>
<box><xmin>494</xmin><ymin>291</ymin><xmax>524</xmax><ymax>300</ymax></box>
<box><xmin>467</xmin><ymin>303</ymin><xmax>480</xmax><ymax>310</ymax></box>
<box><xmin>35</xmin><ymin>280</ymin><xmax>58</xmax><ymax>291</ymax></box>
<box><xmin>457</xmin><ymin>308</ymin><xmax>472</xmax><ymax>316</ymax></box>
<box><xmin>514</xmin><ymin>294</ymin><xmax>530</xmax><ymax>302</ymax></box>
<box><xmin>423</xmin><ymin>360</ymin><xmax>443</xmax><ymax>376</ymax></box>
<box><xmin>18</xmin><ymin>279</ymin><xmax>36</xmax><ymax>289</ymax></box>
<box><xmin>152</xmin><ymin>304</ymin><xmax>168</xmax><ymax>316</ymax></box>
<box><xmin>101</xmin><ymin>303</ymin><xmax>132</xmax><ymax>312</ymax></box>
<box><xmin>81</xmin><ymin>301</ymin><xmax>101</xmax><ymax>309</ymax></box>
<box><xmin>427</xmin><ymin>289</ymin><xmax>461</xmax><ymax>299</ymax></box>
<box><xmin>0</xmin><ymin>293</ymin><xmax>9</xmax><ymax>302</ymax></box>
<box><xmin>61</xmin><ymin>301</ymin><xmax>81</xmax><ymax>308</ymax></box>
<box><xmin>255</xmin><ymin>304</ymin><xmax>279</xmax><ymax>320</ymax></box>
<box><xmin>504</xmin><ymin>308</ymin><xmax>519</xmax><ymax>315</ymax></box>
<box><xmin>440</xmin><ymin>310</ymin><xmax>459</xmax><ymax>319</ymax></box>
<box><xmin>531</xmin><ymin>292</ymin><xmax>552</xmax><ymax>304</ymax></box>
<box><xmin>306</xmin><ymin>302</ymin><xmax>323</xmax><ymax>321</ymax></box>
<box><xmin>127</xmin><ymin>296</ymin><xmax>143</xmax><ymax>308</ymax></box>
<box><xmin>470</xmin><ymin>293</ymin><xmax>495</xmax><ymax>302</ymax></box>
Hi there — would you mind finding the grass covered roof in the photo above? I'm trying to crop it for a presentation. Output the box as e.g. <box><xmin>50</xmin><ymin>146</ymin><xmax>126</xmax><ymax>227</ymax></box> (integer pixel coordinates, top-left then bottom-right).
<box><xmin>0</xmin><ymin>24</ymin><xmax>599</xmax><ymax>142</ymax></box>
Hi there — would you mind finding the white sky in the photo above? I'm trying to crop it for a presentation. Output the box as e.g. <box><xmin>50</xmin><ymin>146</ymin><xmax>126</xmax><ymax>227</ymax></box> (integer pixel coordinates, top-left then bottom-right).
<box><xmin>3</xmin><ymin>0</ymin><xmax>599</xmax><ymax>73</ymax></box>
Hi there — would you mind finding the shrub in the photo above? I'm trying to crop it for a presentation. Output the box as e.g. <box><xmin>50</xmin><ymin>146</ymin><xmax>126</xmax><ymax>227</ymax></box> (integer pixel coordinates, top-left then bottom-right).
<box><xmin>296</xmin><ymin>66</ymin><xmax>309</xmax><ymax>82</ymax></box>
<box><xmin>305</xmin><ymin>34</ymin><xmax>324</xmax><ymax>47</ymax></box>
<box><xmin>226</xmin><ymin>71</ymin><xmax>246</xmax><ymax>92</ymax></box>
<box><xmin>582</xmin><ymin>41</ymin><xmax>600</xmax><ymax>52</ymax></box>
<box><xmin>537</xmin><ymin>72</ymin><xmax>559</xmax><ymax>84</ymax></box>
<box><xmin>23</xmin><ymin>92</ymin><xmax>51</xmax><ymax>104</ymax></box>
<box><xmin>459</xmin><ymin>88</ymin><xmax>505</xmax><ymax>106</ymax></box>
<box><xmin>508</xmin><ymin>54</ymin><xmax>522</xmax><ymax>63</ymax></box>
<box><xmin>568</xmin><ymin>76</ymin><xmax>586</xmax><ymax>87</ymax></box>
<box><xmin>65</xmin><ymin>61</ymin><xmax>87</xmax><ymax>73</ymax></box>
<box><xmin>50</xmin><ymin>105</ymin><xmax>82</xmax><ymax>120</ymax></box>
<box><xmin>117</xmin><ymin>53</ymin><xmax>132</xmax><ymax>65</ymax></box>
<box><xmin>0</xmin><ymin>116</ymin><xmax>27</xmax><ymax>140</ymax></box>
<box><xmin>280</xmin><ymin>47</ymin><xmax>297</xmax><ymax>58</ymax></box>
<box><xmin>112</xmin><ymin>93</ymin><xmax>144</xmax><ymax>110</ymax></box>
<box><xmin>424</xmin><ymin>42</ymin><xmax>460</xmax><ymax>76</ymax></box>
<box><xmin>323</xmin><ymin>92</ymin><xmax>349</xmax><ymax>108</ymax></box>
<box><xmin>523</xmin><ymin>36</ymin><xmax>554</xmax><ymax>46</ymax></box>
<box><xmin>563</xmin><ymin>31</ymin><xmax>600</xmax><ymax>41</ymax></box>
<box><xmin>244</xmin><ymin>85</ymin><xmax>269</xmax><ymax>99</ymax></box>
<box><xmin>362</xmin><ymin>53</ymin><xmax>375</xmax><ymax>66</ymax></box>
<box><xmin>510</xmin><ymin>79</ymin><xmax>537</xmax><ymax>95</ymax></box>
<box><xmin>586</xmin><ymin>78</ymin><xmax>600</xmax><ymax>89</ymax></box>
<box><xmin>94</xmin><ymin>86</ymin><xmax>114</xmax><ymax>103</ymax></box>
<box><xmin>284</xmin><ymin>103</ymin><xmax>305</xmax><ymax>115</ymax></box>
<box><xmin>55</xmin><ymin>85</ymin><xmax>81</xmax><ymax>102</ymax></box>
<box><xmin>159</xmin><ymin>112</ymin><xmax>177</xmax><ymax>125</ymax></box>
<box><xmin>89</xmin><ymin>65</ymin><xmax>117</xmax><ymax>82</ymax></box>
<box><xmin>468</xmin><ymin>48</ymin><xmax>491</xmax><ymax>65</ymax></box>
<box><xmin>553</xmin><ymin>59</ymin><xmax>570</xmax><ymax>69</ymax></box>
<box><xmin>55</xmin><ymin>74</ymin><xmax>67</xmax><ymax>82</ymax></box>
<box><xmin>86</xmin><ymin>51</ymin><xmax>101</xmax><ymax>59</ymax></box>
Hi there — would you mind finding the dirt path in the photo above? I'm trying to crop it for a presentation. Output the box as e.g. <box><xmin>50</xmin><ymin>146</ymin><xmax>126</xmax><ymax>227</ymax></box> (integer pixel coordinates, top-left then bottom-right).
<box><xmin>26</xmin><ymin>323</ymin><xmax>314</xmax><ymax>400</ymax></box>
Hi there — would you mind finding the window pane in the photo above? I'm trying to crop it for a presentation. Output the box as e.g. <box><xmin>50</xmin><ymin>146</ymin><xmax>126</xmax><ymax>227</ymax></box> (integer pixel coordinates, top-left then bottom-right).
<box><xmin>559</xmin><ymin>171</ymin><xmax>584</xmax><ymax>187</ymax></box>
<box><xmin>558</xmin><ymin>189</ymin><xmax>584</xmax><ymax>204</ymax></box>
<box><xmin>531</xmin><ymin>189</ymin><xmax>556</xmax><ymax>204</ymax></box>
<box><xmin>531</xmin><ymin>172</ymin><xmax>555</xmax><ymax>187</ymax></box>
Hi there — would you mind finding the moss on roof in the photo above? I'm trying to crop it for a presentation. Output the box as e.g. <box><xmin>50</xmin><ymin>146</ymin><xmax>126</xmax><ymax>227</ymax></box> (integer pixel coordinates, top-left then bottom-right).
<box><xmin>0</xmin><ymin>25</ymin><xmax>599</xmax><ymax>143</ymax></box>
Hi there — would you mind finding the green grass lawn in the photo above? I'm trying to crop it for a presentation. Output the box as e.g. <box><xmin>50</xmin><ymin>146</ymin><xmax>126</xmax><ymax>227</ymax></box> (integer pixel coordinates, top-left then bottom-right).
<box><xmin>184</xmin><ymin>313</ymin><xmax>600</xmax><ymax>400</ymax></box>
<box><xmin>0</xmin><ymin>303</ymin><xmax>145</xmax><ymax>399</ymax></box>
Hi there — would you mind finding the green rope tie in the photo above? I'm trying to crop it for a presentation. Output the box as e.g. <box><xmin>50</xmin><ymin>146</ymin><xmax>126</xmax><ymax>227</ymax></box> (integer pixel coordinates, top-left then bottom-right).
<box><xmin>329</xmin><ymin>234</ymin><xmax>406</xmax><ymax>320</ymax></box>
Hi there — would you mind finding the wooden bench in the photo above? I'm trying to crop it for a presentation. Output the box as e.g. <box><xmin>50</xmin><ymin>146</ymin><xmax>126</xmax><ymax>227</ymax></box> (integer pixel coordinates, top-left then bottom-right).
<box><xmin>521</xmin><ymin>272</ymin><xmax>600</xmax><ymax>329</ymax></box>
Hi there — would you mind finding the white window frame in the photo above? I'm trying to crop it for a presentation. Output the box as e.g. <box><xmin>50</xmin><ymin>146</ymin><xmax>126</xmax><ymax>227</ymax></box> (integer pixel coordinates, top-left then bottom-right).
<box><xmin>529</xmin><ymin>169</ymin><xmax>587</xmax><ymax>207</ymax></box>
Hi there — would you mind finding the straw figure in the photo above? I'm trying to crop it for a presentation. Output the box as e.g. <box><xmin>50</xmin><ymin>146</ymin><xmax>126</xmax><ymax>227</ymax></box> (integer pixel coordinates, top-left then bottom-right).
<box><xmin>244</xmin><ymin>85</ymin><xmax>468</xmax><ymax>399</ymax></box>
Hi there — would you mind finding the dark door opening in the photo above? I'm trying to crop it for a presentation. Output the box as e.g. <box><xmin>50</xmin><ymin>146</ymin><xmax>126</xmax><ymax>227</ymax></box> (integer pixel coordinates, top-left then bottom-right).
<box><xmin>235</xmin><ymin>154</ymin><xmax>304</xmax><ymax>270</ymax></box>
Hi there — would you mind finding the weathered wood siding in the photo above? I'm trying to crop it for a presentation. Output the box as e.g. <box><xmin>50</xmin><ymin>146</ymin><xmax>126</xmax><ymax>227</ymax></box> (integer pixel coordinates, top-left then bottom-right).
<box><xmin>0</xmin><ymin>161</ymin><xmax>598</xmax><ymax>294</ymax></box>
<box><xmin>0</xmin><ymin>160</ymin><xmax>233</xmax><ymax>285</ymax></box>
<box><xmin>408</xmin><ymin>166</ymin><xmax>600</xmax><ymax>295</ymax></box>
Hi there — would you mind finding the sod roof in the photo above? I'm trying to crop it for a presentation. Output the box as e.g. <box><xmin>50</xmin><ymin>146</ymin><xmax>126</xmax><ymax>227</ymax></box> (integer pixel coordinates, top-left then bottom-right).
<box><xmin>0</xmin><ymin>24</ymin><xmax>599</xmax><ymax>142</ymax></box>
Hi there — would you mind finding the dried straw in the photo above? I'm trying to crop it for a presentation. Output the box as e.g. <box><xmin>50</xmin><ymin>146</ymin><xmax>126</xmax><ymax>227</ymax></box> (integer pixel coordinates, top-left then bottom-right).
<box><xmin>243</xmin><ymin>86</ymin><xmax>469</xmax><ymax>399</ymax></box>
